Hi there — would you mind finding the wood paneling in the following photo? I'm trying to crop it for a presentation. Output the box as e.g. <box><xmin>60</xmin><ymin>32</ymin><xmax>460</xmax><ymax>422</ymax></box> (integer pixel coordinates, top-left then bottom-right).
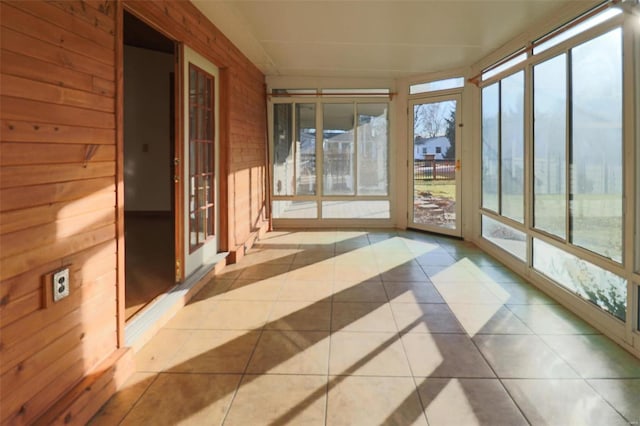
<box><xmin>0</xmin><ymin>190</ymin><xmax>115</xmax><ymax>235</ymax></box>
<box><xmin>0</xmin><ymin>2</ymin><xmax>118</xmax><ymax>414</ymax></box>
<box><xmin>1</xmin><ymin>120</ymin><xmax>115</xmax><ymax>145</ymax></box>
<box><xmin>0</xmin><ymin>0</ymin><xmax>268</xmax><ymax>423</ymax></box>
<box><xmin>0</xmin><ymin>143</ymin><xmax>116</xmax><ymax>167</ymax></box>
<box><xmin>0</xmin><ymin>74</ymin><xmax>114</xmax><ymax>113</ymax></box>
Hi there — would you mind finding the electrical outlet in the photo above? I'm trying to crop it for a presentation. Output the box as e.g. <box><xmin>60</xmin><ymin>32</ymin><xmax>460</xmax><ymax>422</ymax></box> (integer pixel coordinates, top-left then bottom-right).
<box><xmin>52</xmin><ymin>268</ymin><xmax>70</xmax><ymax>302</ymax></box>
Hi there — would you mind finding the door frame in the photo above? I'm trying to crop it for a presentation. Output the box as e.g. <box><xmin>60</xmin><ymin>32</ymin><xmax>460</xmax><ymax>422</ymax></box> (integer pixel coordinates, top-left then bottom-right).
<box><xmin>408</xmin><ymin>94</ymin><xmax>463</xmax><ymax>237</ymax></box>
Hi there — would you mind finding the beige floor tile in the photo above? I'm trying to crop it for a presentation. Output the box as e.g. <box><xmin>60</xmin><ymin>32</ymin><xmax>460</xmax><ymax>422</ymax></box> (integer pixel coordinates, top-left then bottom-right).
<box><xmin>492</xmin><ymin>282</ymin><xmax>556</xmax><ymax>304</ymax></box>
<box><xmin>447</xmin><ymin>304</ymin><xmax>532</xmax><ymax>335</ymax></box>
<box><xmin>134</xmin><ymin>328</ymin><xmax>192</xmax><ymax>372</ymax></box>
<box><xmin>417</xmin><ymin>378</ymin><xmax>528</xmax><ymax>426</ymax></box>
<box><xmin>502</xmin><ymin>379</ymin><xmax>629</xmax><ymax>426</ymax></box>
<box><xmin>333</xmin><ymin>280</ymin><xmax>388</xmax><ymax>302</ymax></box>
<box><xmin>165</xmin><ymin>300</ymin><xmax>216</xmax><ymax>329</ymax></box>
<box><xmin>331</xmin><ymin>302</ymin><xmax>397</xmax><ymax>332</ymax></box>
<box><xmin>199</xmin><ymin>300</ymin><xmax>272</xmax><ymax>330</ymax></box>
<box><xmin>242</xmin><ymin>248</ymin><xmax>298</xmax><ymax>265</ymax></box>
<box><xmin>292</xmin><ymin>249</ymin><xmax>336</xmax><ymax>265</ymax></box>
<box><xmin>424</xmin><ymin>265</ymin><xmax>478</xmax><ymax>283</ymax></box>
<box><xmin>238</xmin><ymin>263</ymin><xmax>290</xmax><ymax>280</ymax></box>
<box><xmin>402</xmin><ymin>333</ymin><xmax>495</xmax><ymax>378</ymax></box>
<box><xmin>588</xmin><ymin>379</ymin><xmax>640</xmax><ymax>423</ymax></box>
<box><xmin>190</xmin><ymin>278</ymin><xmax>235</xmax><ymax>302</ymax></box>
<box><xmin>89</xmin><ymin>372</ymin><xmax>157</xmax><ymax>426</ymax></box>
<box><xmin>278</xmin><ymin>280</ymin><xmax>334</xmax><ymax>302</ymax></box>
<box><xmin>541</xmin><ymin>334</ymin><xmax>640</xmax><ymax>378</ymax></box>
<box><xmin>432</xmin><ymin>281</ymin><xmax>504</xmax><ymax>304</ymax></box>
<box><xmin>267</xmin><ymin>301</ymin><xmax>332</xmax><ymax>331</ymax></box>
<box><xmin>167</xmin><ymin>330</ymin><xmax>260</xmax><ymax>373</ymax></box>
<box><xmin>380</xmin><ymin>265</ymin><xmax>428</xmax><ymax>282</ymax></box>
<box><xmin>220</xmin><ymin>277</ymin><xmax>283</xmax><ymax>301</ymax></box>
<box><xmin>287</xmin><ymin>262</ymin><xmax>336</xmax><ymax>281</ymax></box>
<box><xmin>333</xmin><ymin>263</ymin><xmax>380</xmax><ymax>282</ymax></box>
<box><xmin>414</xmin><ymin>251</ymin><xmax>458</xmax><ymax>267</ymax></box>
<box><xmin>391</xmin><ymin>303</ymin><xmax>465</xmax><ymax>334</ymax></box>
<box><xmin>508</xmin><ymin>304</ymin><xmax>598</xmax><ymax>334</ymax></box>
<box><xmin>335</xmin><ymin>240</ymin><xmax>371</xmax><ymax>253</ymax></box>
<box><xmin>384</xmin><ymin>281</ymin><xmax>445</xmax><ymax>304</ymax></box>
<box><xmin>329</xmin><ymin>332</ymin><xmax>412</xmax><ymax>377</ymax></box>
<box><xmin>246</xmin><ymin>331</ymin><xmax>330</xmax><ymax>374</ymax></box>
<box><xmin>473</xmin><ymin>334</ymin><xmax>579</xmax><ymax>378</ymax></box>
<box><xmin>121</xmin><ymin>373</ymin><xmax>241</xmax><ymax>426</ymax></box>
<box><xmin>326</xmin><ymin>376</ymin><xmax>428</xmax><ymax>426</ymax></box>
<box><xmin>224</xmin><ymin>374</ymin><xmax>327</xmax><ymax>425</ymax></box>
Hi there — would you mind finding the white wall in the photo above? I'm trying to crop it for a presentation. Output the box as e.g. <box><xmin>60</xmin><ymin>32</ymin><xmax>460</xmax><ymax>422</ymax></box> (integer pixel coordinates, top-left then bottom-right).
<box><xmin>124</xmin><ymin>45</ymin><xmax>174</xmax><ymax>212</ymax></box>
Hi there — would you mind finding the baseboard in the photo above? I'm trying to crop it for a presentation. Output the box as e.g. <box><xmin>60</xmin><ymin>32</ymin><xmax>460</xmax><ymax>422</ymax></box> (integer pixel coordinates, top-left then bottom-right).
<box><xmin>33</xmin><ymin>348</ymin><xmax>134</xmax><ymax>426</ymax></box>
<box><xmin>227</xmin><ymin>220</ymin><xmax>270</xmax><ymax>264</ymax></box>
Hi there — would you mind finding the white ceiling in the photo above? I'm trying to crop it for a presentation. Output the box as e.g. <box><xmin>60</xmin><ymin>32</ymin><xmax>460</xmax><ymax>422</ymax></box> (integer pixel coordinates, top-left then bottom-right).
<box><xmin>192</xmin><ymin>1</ymin><xmax>595</xmax><ymax>79</ymax></box>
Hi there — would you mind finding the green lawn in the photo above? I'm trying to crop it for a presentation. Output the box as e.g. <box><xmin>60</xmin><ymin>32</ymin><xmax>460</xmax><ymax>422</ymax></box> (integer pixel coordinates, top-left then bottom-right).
<box><xmin>414</xmin><ymin>180</ymin><xmax>456</xmax><ymax>200</ymax></box>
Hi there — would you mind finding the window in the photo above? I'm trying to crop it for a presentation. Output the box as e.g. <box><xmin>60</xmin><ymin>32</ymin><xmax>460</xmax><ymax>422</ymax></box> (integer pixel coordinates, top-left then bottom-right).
<box><xmin>409</xmin><ymin>77</ymin><xmax>464</xmax><ymax>95</ymax></box>
<box><xmin>324</xmin><ymin>103</ymin><xmax>355</xmax><ymax>195</ymax></box>
<box><xmin>188</xmin><ymin>64</ymin><xmax>215</xmax><ymax>251</ymax></box>
<box><xmin>482</xmin><ymin>83</ymin><xmax>500</xmax><ymax>212</ymax></box>
<box><xmin>570</xmin><ymin>29</ymin><xmax>623</xmax><ymax>262</ymax></box>
<box><xmin>482</xmin><ymin>53</ymin><xmax>527</xmax><ymax>81</ymax></box>
<box><xmin>435</xmin><ymin>147</ymin><xmax>442</xmax><ymax>154</ymax></box>
<box><xmin>533</xmin><ymin>8</ymin><xmax>621</xmax><ymax>55</ymax></box>
<box><xmin>533</xmin><ymin>54</ymin><xmax>567</xmax><ymax>239</ymax></box>
<box><xmin>272</xmin><ymin>99</ymin><xmax>389</xmax><ymax>220</ymax></box>
<box><xmin>482</xmin><ymin>215</ymin><xmax>526</xmax><ymax>261</ymax></box>
<box><xmin>481</xmin><ymin>71</ymin><xmax>525</xmax><ymax>223</ymax></box>
<box><xmin>534</xmin><ymin>239</ymin><xmax>626</xmax><ymax>321</ymax></box>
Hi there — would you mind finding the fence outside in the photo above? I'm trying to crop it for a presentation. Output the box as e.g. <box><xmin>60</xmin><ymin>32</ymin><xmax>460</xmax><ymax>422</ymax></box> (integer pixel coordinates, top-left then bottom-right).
<box><xmin>414</xmin><ymin>158</ymin><xmax>456</xmax><ymax>181</ymax></box>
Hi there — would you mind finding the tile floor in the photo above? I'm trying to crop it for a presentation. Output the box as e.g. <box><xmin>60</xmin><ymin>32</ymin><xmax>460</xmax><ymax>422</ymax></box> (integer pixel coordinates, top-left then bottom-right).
<box><xmin>91</xmin><ymin>229</ymin><xmax>640</xmax><ymax>426</ymax></box>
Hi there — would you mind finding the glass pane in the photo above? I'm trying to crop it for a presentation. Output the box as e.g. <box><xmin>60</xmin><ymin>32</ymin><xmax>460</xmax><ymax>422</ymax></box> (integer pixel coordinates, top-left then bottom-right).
<box><xmin>273</xmin><ymin>103</ymin><xmax>294</xmax><ymax>196</ymax></box>
<box><xmin>482</xmin><ymin>53</ymin><xmax>527</xmax><ymax>81</ymax></box>
<box><xmin>206</xmin><ymin>77</ymin><xmax>213</xmax><ymax>109</ymax></box>
<box><xmin>482</xmin><ymin>215</ymin><xmax>526</xmax><ymax>261</ymax></box>
<box><xmin>197</xmin><ymin>71</ymin><xmax>205</xmax><ymax>106</ymax></box>
<box><xmin>189</xmin><ymin>104</ymin><xmax>196</xmax><ymax>141</ymax></box>
<box><xmin>357</xmin><ymin>103</ymin><xmax>388</xmax><ymax>196</ymax></box>
<box><xmin>534</xmin><ymin>54</ymin><xmax>567</xmax><ymax>239</ymax></box>
<box><xmin>272</xmin><ymin>200</ymin><xmax>318</xmax><ymax>219</ymax></box>
<box><xmin>189</xmin><ymin>141</ymin><xmax>196</xmax><ymax>176</ymax></box>
<box><xmin>571</xmin><ymin>29</ymin><xmax>623</xmax><ymax>262</ymax></box>
<box><xmin>296</xmin><ymin>103</ymin><xmax>316</xmax><ymax>195</ymax></box>
<box><xmin>197</xmin><ymin>106</ymin><xmax>205</xmax><ymax>140</ymax></box>
<box><xmin>207</xmin><ymin>205</ymin><xmax>215</xmax><ymax>237</ymax></box>
<box><xmin>500</xmin><ymin>71</ymin><xmax>525</xmax><ymax>223</ymax></box>
<box><xmin>482</xmin><ymin>83</ymin><xmax>499</xmax><ymax>212</ymax></box>
<box><xmin>323</xmin><ymin>103</ymin><xmax>355</xmax><ymax>195</ymax></box>
<box><xmin>412</xmin><ymin>100</ymin><xmax>457</xmax><ymax>229</ymax></box>
<box><xmin>533</xmin><ymin>238</ymin><xmax>626</xmax><ymax>321</ymax></box>
<box><xmin>203</xmin><ymin>175</ymin><xmax>212</xmax><ymax>206</ymax></box>
<box><xmin>322</xmin><ymin>200</ymin><xmax>390</xmax><ymax>219</ymax></box>
<box><xmin>534</xmin><ymin>8</ymin><xmax>622</xmax><ymax>55</ymax></box>
<box><xmin>190</xmin><ymin>212</ymin><xmax>198</xmax><ymax>248</ymax></box>
<box><xmin>409</xmin><ymin>77</ymin><xmax>464</xmax><ymax>95</ymax></box>
<box><xmin>198</xmin><ymin>209</ymin><xmax>207</xmax><ymax>243</ymax></box>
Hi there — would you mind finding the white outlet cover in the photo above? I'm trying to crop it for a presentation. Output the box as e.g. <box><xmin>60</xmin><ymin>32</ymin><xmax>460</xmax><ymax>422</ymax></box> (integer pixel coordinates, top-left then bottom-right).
<box><xmin>53</xmin><ymin>268</ymin><xmax>70</xmax><ymax>302</ymax></box>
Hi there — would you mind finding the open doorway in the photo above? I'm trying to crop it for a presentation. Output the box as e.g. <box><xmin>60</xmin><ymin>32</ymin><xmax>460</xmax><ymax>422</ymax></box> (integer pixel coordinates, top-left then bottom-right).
<box><xmin>123</xmin><ymin>12</ymin><xmax>176</xmax><ymax>320</ymax></box>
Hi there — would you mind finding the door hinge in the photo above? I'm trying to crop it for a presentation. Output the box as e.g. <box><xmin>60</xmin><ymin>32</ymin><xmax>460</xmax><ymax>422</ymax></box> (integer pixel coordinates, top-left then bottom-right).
<box><xmin>175</xmin><ymin>259</ymin><xmax>181</xmax><ymax>283</ymax></box>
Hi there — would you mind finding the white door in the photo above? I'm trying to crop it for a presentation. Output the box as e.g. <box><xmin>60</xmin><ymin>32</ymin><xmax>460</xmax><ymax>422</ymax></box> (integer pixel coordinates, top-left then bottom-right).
<box><xmin>409</xmin><ymin>95</ymin><xmax>462</xmax><ymax>237</ymax></box>
<box><xmin>183</xmin><ymin>46</ymin><xmax>219</xmax><ymax>278</ymax></box>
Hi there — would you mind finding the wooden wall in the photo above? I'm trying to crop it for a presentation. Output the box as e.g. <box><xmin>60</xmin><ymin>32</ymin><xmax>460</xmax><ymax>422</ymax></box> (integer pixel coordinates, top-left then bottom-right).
<box><xmin>0</xmin><ymin>0</ymin><xmax>268</xmax><ymax>423</ymax></box>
